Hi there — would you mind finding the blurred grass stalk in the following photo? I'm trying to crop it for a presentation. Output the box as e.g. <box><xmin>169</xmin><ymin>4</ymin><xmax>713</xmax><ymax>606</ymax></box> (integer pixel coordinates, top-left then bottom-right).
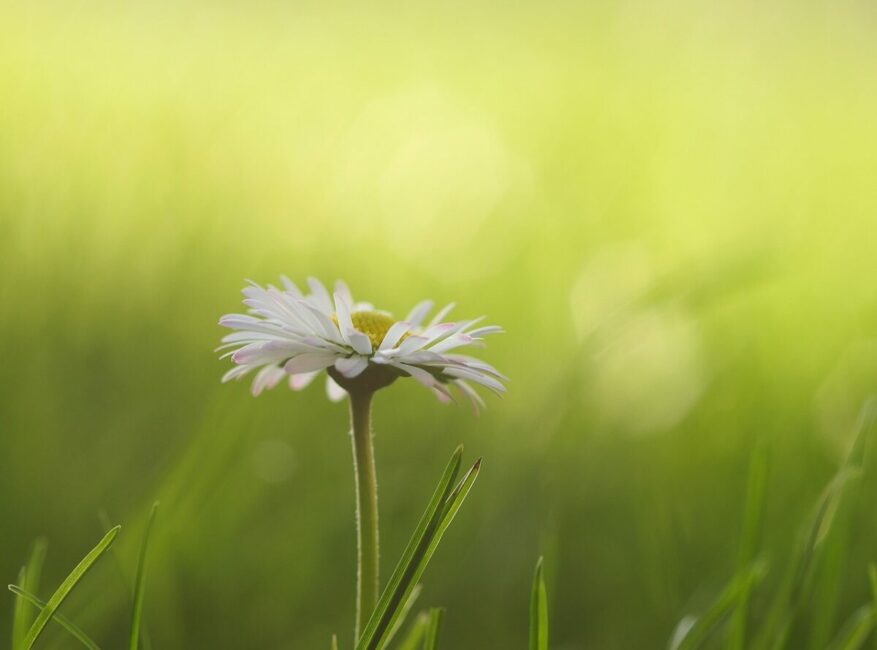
<box><xmin>672</xmin><ymin>399</ymin><xmax>877</xmax><ymax>650</ymax></box>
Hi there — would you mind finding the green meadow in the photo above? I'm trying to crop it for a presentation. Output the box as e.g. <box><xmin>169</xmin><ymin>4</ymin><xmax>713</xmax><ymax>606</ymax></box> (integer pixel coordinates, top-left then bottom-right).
<box><xmin>2</xmin><ymin>1</ymin><xmax>877</xmax><ymax>647</ymax></box>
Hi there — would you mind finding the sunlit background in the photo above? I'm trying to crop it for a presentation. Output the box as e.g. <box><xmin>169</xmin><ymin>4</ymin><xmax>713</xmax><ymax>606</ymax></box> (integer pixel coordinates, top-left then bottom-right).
<box><xmin>2</xmin><ymin>1</ymin><xmax>877</xmax><ymax>647</ymax></box>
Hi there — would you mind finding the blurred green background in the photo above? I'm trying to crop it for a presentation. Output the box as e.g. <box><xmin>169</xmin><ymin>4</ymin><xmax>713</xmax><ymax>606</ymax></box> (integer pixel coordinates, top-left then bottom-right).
<box><xmin>2</xmin><ymin>1</ymin><xmax>877</xmax><ymax>648</ymax></box>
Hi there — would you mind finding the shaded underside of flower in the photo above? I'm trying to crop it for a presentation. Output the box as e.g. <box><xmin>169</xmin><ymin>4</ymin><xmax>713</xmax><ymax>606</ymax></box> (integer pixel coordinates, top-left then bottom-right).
<box><xmin>217</xmin><ymin>276</ymin><xmax>506</xmax><ymax>411</ymax></box>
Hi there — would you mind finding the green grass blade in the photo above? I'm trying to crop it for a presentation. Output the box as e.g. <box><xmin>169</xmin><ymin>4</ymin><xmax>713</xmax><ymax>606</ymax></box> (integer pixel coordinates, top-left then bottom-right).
<box><xmin>12</xmin><ymin>566</ymin><xmax>27</xmax><ymax>650</ymax></box>
<box><xmin>21</xmin><ymin>525</ymin><xmax>120</xmax><ymax>650</ymax></box>
<box><xmin>727</xmin><ymin>444</ymin><xmax>768</xmax><ymax>650</ymax></box>
<box><xmin>359</xmin><ymin>456</ymin><xmax>481</xmax><ymax>650</ymax></box>
<box><xmin>755</xmin><ymin>470</ymin><xmax>859</xmax><ymax>650</ymax></box>
<box><xmin>826</xmin><ymin>605</ymin><xmax>875</xmax><ymax>650</ymax></box>
<box><xmin>529</xmin><ymin>557</ymin><xmax>548</xmax><ymax>650</ymax></box>
<box><xmin>422</xmin><ymin>458</ymin><xmax>480</xmax><ymax>554</ymax></box>
<box><xmin>803</xmin><ymin>400</ymin><xmax>877</xmax><ymax>650</ymax></box>
<box><xmin>331</xmin><ymin>634</ymin><xmax>339</xmax><ymax>650</ymax></box>
<box><xmin>396</xmin><ymin>612</ymin><xmax>429</xmax><ymax>650</ymax></box>
<box><xmin>422</xmin><ymin>608</ymin><xmax>444</xmax><ymax>650</ymax></box>
<box><xmin>807</xmin><ymin>519</ymin><xmax>848</xmax><ymax>650</ymax></box>
<box><xmin>12</xmin><ymin>539</ymin><xmax>48</xmax><ymax>650</ymax></box>
<box><xmin>368</xmin><ymin>458</ymin><xmax>480</xmax><ymax>650</ymax></box>
<box><xmin>754</xmin><ymin>402</ymin><xmax>875</xmax><ymax>650</ymax></box>
<box><xmin>674</xmin><ymin>560</ymin><xmax>767</xmax><ymax>650</ymax></box>
<box><xmin>7</xmin><ymin>586</ymin><xmax>100</xmax><ymax>650</ymax></box>
<box><xmin>388</xmin><ymin>459</ymin><xmax>480</xmax><ymax>642</ymax></box>
<box><xmin>130</xmin><ymin>501</ymin><xmax>159</xmax><ymax>650</ymax></box>
<box><xmin>384</xmin><ymin>584</ymin><xmax>422</xmax><ymax>648</ymax></box>
<box><xmin>356</xmin><ymin>446</ymin><xmax>463</xmax><ymax>650</ymax></box>
<box><xmin>845</xmin><ymin>397</ymin><xmax>877</xmax><ymax>470</ymax></box>
<box><xmin>99</xmin><ymin>509</ymin><xmax>152</xmax><ymax>650</ymax></box>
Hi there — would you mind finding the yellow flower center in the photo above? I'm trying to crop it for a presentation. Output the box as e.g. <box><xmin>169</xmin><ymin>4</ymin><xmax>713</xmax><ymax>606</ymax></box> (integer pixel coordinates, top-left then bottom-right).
<box><xmin>331</xmin><ymin>310</ymin><xmax>408</xmax><ymax>350</ymax></box>
<box><xmin>350</xmin><ymin>311</ymin><xmax>397</xmax><ymax>349</ymax></box>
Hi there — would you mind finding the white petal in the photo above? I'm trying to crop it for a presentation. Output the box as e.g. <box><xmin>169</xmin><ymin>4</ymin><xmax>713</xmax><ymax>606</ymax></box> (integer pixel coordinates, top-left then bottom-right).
<box><xmin>242</xmin><ymin>298</ymin><xmax>285</xmax><ymax>321</ymax></box>
<box><xmin>395</xmin><ymin>335</ymin><xmax>431</xmax><ymax>356</ymax></box>
<box><xmin>455</xmin><ymin>316</ymin><xmax>486</xmax><ymax>333</ymax></box>
<box><xmin>389</xmin><ymin>361</ymin><xmax>439</xmax><ymax>388</ymax></box>
<box><xmin>267</xmin><ymin>286</ymin><xmax>316</xmax><ymax>325</ymax></box>
<box><xmin>443</xmin><ymin>355</ymin><xmax>509</xmax><ymax>381</ymax></box>
<box><xmin>466</xmin><ymin>325</ymin><xmax>504</xmax><ymax>337</ymax></box>
<box><xmin>307</xmin><ymin>277</ymin><xmax>333</xmax><ymax>313</ymax></box>
<box><xmin>280</xmin><ymin>275</ymin><xmax>303</xmax><ymax>297</ymax></box>
<box><xmin>333</xmin><ymin>291</ymin><xmax>372</xmax><ymax>354</ymax></box>
<box><xmin>395</xmin><ymin>350</ymin><xmax>445</xmax><ymax>364</ymax></box>
<box><xmin>378</xmin><ymin>321</ymin><xmax>412</xmax><ymax>351</ymax></box>
<box><xmin>289</xmin><ymin>371</ymin><xmax>318</xmax><ymax>391</ymax></box>
<box><xmin>334</xmin><ymin>280</ymin><xmax>354</xmax><ymax>306</ymax></box>
<box><xmin>251</xmin><ymin>365</ymin><xmax>286</xmax><ymax>396</ymax></box>
<box><xmin>428</xmin><ymin>333</ymin><xmax>475</xmax><ymax>354</ymax></box>
<box><xmin>419</xmin><ymin>322</ymin><xmax>458</xmax><ymax>346</ymax></box>
<box><xmin>326</xmin><ymin>376</ymin><xmax>347</xmax><ymax>402</ymax></box>
<box><xmin>284</xmin><ymin>352</ymin><xmax>338</xmax><ymax>374</ymax></box>
<box><xmin>232</xmin><ymin>340</ymin><xmax>313</xmax><ymax>366</ymax></box>
<box><xmin>442</xmin><ymin>365</ymin><xmax>506</xmax><ymax>394</ymax></box>
<box><xmin>404</xmin><ymin>300</ymin><xmax>434</xmax><ymax>327</ymax></box>
<box><xmin>334</xmin><ymin>291</ymin><xmax>356</xmax><ymax>342</ymax></box>
<box><xmin>417</xmin><ymin>320</ymin><xmax>474</xmax><ymax>350</ymax></box>
<box><xmin>222</xmin><ymin>364</ymin><xmax>254</xmax><ymax>382</ymax></box>
<box><xmin>390</xmin><ymin>324</ymin><xmax>457</xmax><ymax>356</ymax></box>
<box><xmin>427</xmin><ymin>302</ymin><xmax>456</xmax><ymax>327</ymax></box>
<box><xmin>219</xmin><ymin>314</ymin><xmax>263</xmax><ymax>329</ymax></box>
<box><xmin>242</xmin><ymin>279</ymin><xmax>264</xmax><ymax>295</ymax></box>
<box><xmin>219</xmin><ymin>315</ymin><xmax>297</xmax><ymax>338</ymax></box>
<box><xmin>335</xmin><ymin>356</ymin><xmax>368</xmax><ymax>378</ymax></box>
<box><xmin>300</xmin><ymin>301</ymin><xmax>345</xmax><ymax>344</ymax></box>
<box><xmin>301</xmin><ymin>336</ymin><xmax>350</xmax><ymax>354</ymax></box>
<box><xmin>220</xmin><ymin>330</ymin><xmax>285</xmax><ymax>345</ymax></box>
<box><xmin>432</xmin><ymin>385</ymin><xmax>453</xmax><ymax>403</ymax></box>
<box><xmin>454</xmin><ymin>379</ymin><xmax>485</xmax><ymax>414</ymax></box>
<box><xmin>348</xmin><ymin>331</ymin><xmax>373</xmax><ymax>356</ymax></box>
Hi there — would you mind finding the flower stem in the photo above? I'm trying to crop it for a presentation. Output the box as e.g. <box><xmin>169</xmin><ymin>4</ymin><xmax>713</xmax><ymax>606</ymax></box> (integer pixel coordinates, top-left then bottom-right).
<box><xmin>349</xmin><ymin>388</ymin><xmax>379</xmax><ymax>641</ymax></box>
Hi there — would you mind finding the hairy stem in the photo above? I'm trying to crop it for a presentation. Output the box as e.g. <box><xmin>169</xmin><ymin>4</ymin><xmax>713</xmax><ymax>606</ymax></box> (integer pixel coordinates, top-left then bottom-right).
<box><xmin>350</xmin><ymin>388</ymin><xmax>379</xmax><ymax>641</ymax></box>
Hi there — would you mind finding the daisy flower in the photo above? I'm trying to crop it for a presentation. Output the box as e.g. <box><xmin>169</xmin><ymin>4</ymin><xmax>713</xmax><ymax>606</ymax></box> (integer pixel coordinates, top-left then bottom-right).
<box><xmin>217</xmin><ymin>276</ymin><xmax>506</xmax><ymax>410</ymax></box>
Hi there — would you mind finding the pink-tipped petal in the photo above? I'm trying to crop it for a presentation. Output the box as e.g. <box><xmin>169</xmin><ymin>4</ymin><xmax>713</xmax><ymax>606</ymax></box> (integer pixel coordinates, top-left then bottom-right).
<box><xmin>429</xmin><ymin>333</ymin><xmax>475</xmax><ymax>354</ymax></box>
<box><xmin>432</xmin><ymin>385</ymin><xmax>454</xmax><ymax>403</ymax></box>
<box><xmin>454</xmin><ymin>379</ymin><xmax>485</xmax><ymax>414</ymax></box>
<box><xmin>251</xmin><ymin>365</ymin><xmax>286</xmax><ymax>396</ymax></box>
<box><xmin>289</xmin><ymin>371</ymin><xmax>318</xmax><ymax>391</ymax></box>
<box><xmin>326</xmin><ymin>376</ymin><xmax>347</xmax><ymax>402</ymax></box>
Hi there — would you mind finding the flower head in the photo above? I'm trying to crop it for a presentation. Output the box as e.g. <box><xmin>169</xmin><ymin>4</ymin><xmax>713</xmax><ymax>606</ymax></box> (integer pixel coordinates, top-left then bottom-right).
<box><xmin>218</xmin><ymin>277</ymin><xmax>506</xmax><ymax>411</ymax></box>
